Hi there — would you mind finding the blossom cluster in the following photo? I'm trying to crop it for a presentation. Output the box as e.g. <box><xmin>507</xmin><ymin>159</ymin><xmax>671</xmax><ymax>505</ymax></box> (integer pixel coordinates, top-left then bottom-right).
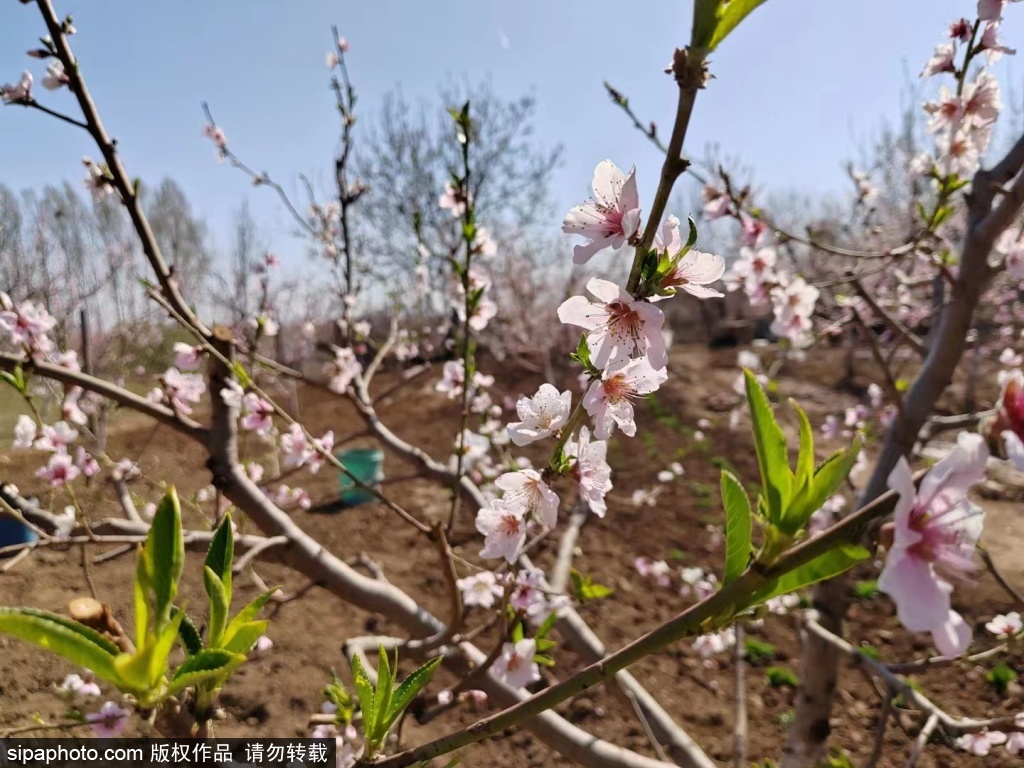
<box><xmin>473</xmin><ymin>161</ymin><xmax>724</xmax><ymax>566</ymax></box>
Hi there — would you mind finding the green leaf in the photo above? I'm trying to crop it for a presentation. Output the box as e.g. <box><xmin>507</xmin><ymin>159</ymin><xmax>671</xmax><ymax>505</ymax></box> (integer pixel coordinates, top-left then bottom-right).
<box><xmin>205</xmin><ymin>513</ymin><xmax>234</xmax><ymax>599</ymax></box>
<box><xmin>134</xmin><ymin>550</ymin><xmax>152</xmax><ymax>649</ymax></box>
<box><xmin>721</xmin><ymin>470</ymin><xmax>753</xmax><ymax>584</ymax></box>
<box><xmin>791</xmin><ymin>401</ymin><xmax>815</xmax><ymax>492</ymax></box>
<box><xmin>222</xmin><ymin>621</ymin><xmax>268</xmax><ymax>656</ymax></box>
<box><xmin>787</xmin><ymin>437</ymin><xmax>862</xmax><ymax>532</ymax></box>
<box><xmin>748</xmin><ymin>545</ymin><xmax>870</xmax><ymax>607</ymax></box>
<box><xmin>230</xmin><ymin>361</ymin><xmax>252</xmax><ymax>389</ymax></box>
<box><xmin>639</xmin><ymin>250</ymin><xmax>660</xmax><ymax>284</ymax></box>
<box><xmin>147</xmin><ymin>489</ymin><xmax>184</xmax><ymax>626</ymax></box>
<box><xmin>695</xmin><ymin>0</ymin><xmax>770</xmax><ymax>51</ymax></box>
<box><xmin>172</xmin><ymin>608</ymin><xmax>203</xmax><ymax>656</ymax></box>
<box><xmin>113</xmin><ymin>610</ymin><xmax>184</xmax><ymax>697</ymax></box>
<box><xmin>932</xmin><ymin>205</ymin><xmax>955</xmax><ymax>228</ymax></box>
<box><xmin>221</xmin><ymin>587</ymin><xmax>277</xmax><ymax>650</ymax></box>
<box><xmin>351</xmin><ymin>652</ymin><xmax>377</xmax><ymax>741</ymax></box>
<box><xmin>387</xmin><ymin>656</ymin><xmax>442</xmax><ymax>724</ymax></box>
<box><xmin>569</xmin><ymin>570</ymin><xmax>613</xmax><ymax>601</ymax></box>
<box><xmin>684</xmin><ymin>215</ymin><xmax>699</xmax><ymax>253</ymax></box>
<box><xmin>743</xmin><ymin>369</ymin><xmax>792</xmax><ymax>525</ymax></box>
<box><xmin>0</xmin><ymin>365</ymin><xmax>27</xmax><ymax>394</ymax></box>
<box><xmin>534</xmin><ymin>611</ymin><xmax>559</xmax><ymax>641</ymax></box>
<box><xmin>324</xmin><ymin>673</ymin><xmax>355</xmax><ymax>724</ymax></box>
<box><xmin>370</xmin><ymin>646</ymin><xmax>395</xmax><ymax>745</ymax></box>
<box><xmin>570</xmin><ymin>334</ymin><xmax>596</xmax><ymax>374</ymax></box>
<box><xmin>203</xmin><ymin>566</ymin><xmax>230</xmax><ymax>648</ymax></box>
<box><xmin>0</xmin><ymin>608</ymin><xmax>121</xmax><ymax>686</ymax></box>
<box><xmin>167</xmin><ymin>649</ymin><xmax>245</xmax><ymax>695</ymax></box>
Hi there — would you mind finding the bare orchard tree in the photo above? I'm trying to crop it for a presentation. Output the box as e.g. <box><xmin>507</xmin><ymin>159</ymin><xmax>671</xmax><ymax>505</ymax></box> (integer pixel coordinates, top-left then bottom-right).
<box><xmin>355</xmin><ymin>80</ymin><xmax>563</xmax><ymax>302</ymax></box>
<box><xmin>144</xmin><ymin>178</ymin><xmax>212</xmax><ymax>306</ymax></box>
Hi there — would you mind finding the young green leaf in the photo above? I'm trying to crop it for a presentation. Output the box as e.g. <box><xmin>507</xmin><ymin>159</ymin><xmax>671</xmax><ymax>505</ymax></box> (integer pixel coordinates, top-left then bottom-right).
<box><xmin>222</xmin><ymin>621</ymin><xmax>269</xmax><ymax>656</ymax></box>
<box><xmin>203</xmin><ymin>566</ymin><xmax>230</xmax><ymax>648</ymax></box>
<box><xmin>112</xmin><ymin>610</ymin><xmax>185</xmax><ymax>698</ymax></box>
<box><xmin>0</xmin><ymin>607</ymin><xmax>121</xmax><ymax>686</ymax></box>
<box><xmin>147</xmin><ymin>488</ymin><xmax>185</xmax><ymax>626</ymax></box>
<box><xmin>743</xmin><ymin>369</ymin><xmax>792</xmax><ymax>524</ymax></box>
<box><xmin>133</xmin><ymin>552</ymin><xmax>152</xmax><ymax>649</ymax></box>
<box><xmin>681</xmin><ymin>215</ymin><xmax>699</xmax><ymax>255</ymax></box>
<box><xmin>707</xmin><ymin>0</ymin><xmax>769</xmax><ymax>51</ymax></box>
<box><xmin>720</xmin><ymin>470</ymin><xmax>753</xmax><ymax>584</ymax></box>
<box><xmin>569</xmin><ymin>570</ymin><xmax>613</xmax><ymax>602</ymax></box>
<box><xmin>230</xmin><ymin>360</ymin><xmax>252</xmax><ymax>389</ymax></box>
<box><xmin>351</xmin><ymin>652</ymin><xmax>377</xmax><ymax>743</ymax></box>
<box><xmin>787</xmin><ymin>438</ymin><xmax>862</xmax><ymax>532</ymax></box>
<box><xmin>221</xmin><ymin>587</ymin><xmax>278</xmax><ymax>650</ymax></box>
<box><xmin>204</xmin><ymin>513</ymin><xmax>234</xmax><ymax>599</ymax></box>
<box><xmin>534</xmin><ymin>611</ymin><xmax>559</xmax><ymax>642</ymax></box>
<box><xmin>167</xmin><ymin>649</ymin><xmax>246</xmax><ymax>695</ymax></box>
<box><xmin>791</xmin><ymin>401</ymin><xmax>815</xmax><ymax>492</ymax></box>
<box><xmin>386</xmin><ymin>656</ymin><xmax>442</xmax><ymax>725</ymax></box>
<box><xmin>324</xmin><ymin>673</ymin><xmax>355</xmax><ymax>724</ymax></box>
<box><xmin>172</xmin><ymin>608</ymin><xmax>203</xmax><ymax>656</ymax></box>
<box><xmin>370</xmin><ymin>647</ymin><xmax>395</xmax><ymax>746</ymax></box>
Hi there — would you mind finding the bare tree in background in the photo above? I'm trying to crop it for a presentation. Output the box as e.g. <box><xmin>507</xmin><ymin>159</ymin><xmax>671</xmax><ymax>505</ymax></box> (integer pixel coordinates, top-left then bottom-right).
<box><xmin>356</xmin><ymin>79</ymin><xmax>563</xmax><ymax>303</ymax></box>
<box><xmin>210</xmin><ymin>200</ymin><xmax>265</xmax><ymax>327</ymax></box>
<box><xmin>145</xmin><ymin>178</ymin><xmax>212</xmax><ymax>304</ymax></box>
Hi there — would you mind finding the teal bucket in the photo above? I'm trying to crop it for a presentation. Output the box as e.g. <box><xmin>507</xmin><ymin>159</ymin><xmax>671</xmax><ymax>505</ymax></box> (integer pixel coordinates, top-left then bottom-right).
<box><xmin>337</xmin><ymin>448</ymin><xmax>384</xmax><ymax>507</ymax></box>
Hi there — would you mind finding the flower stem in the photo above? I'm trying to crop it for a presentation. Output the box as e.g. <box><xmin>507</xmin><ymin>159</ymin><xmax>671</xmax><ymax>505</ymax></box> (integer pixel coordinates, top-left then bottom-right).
<box><xmin>625</xmin><ymin>49</ymin><xmax>706</xmax><ymax>295</ymax></box>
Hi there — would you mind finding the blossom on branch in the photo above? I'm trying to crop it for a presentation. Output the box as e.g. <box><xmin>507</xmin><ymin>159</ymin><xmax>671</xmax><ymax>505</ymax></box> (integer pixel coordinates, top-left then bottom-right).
<box><xmin>12</xmin><ymin>415</ymin><xmax>35</xmax><ymax>450</ymax></box>
<box><xmin>476</xmin><ymin>497</ymin><xmax>528</xmax><ymax>562</ymax></box>
<box><xmin>41</xmin><ymin>61</ymin><xmax>68</xmax><ymax>91</ymax></box>
<box><xmin>565</xmin><ymin>426</ymin><xmax>613</xmax><ymax>517</ymax></box>
<box><xmin>0</xmin><ymin>70</ymin><xmax>32</xmax><ymax>103</ymax></box>
<box><xmin>558</xmin><ymin>278</ymin><xmax>667</xmax><ymax>369</ymax></box>
<box><xmin>0</xmin><ymin>297</ymin><xmax>57</xmax><ymax>352</ymax></box>
<box><xmin>506</xmin><ymin>384</ymin><xmax>571</xmax><ymax>446</ymax></box>
<box><xmin>582</xmin><ymin>356</ymin><xmax>667</xmax><ymax>439</ymax></box>
<box><xmin>877</xmin><ymin>431</ymin><xmax>989</xmax><ymax>657</ymax></box>
<box><xmin>921</xmin><ymin>43</ymin><xmax>956</xmax><ymax>78</ymax></box>
<box><xmin>562</xmin><ymin>160</ymin><xmax>641</xmax><ymax>265</ymax></box>
<box><xmin>495</xmin><ymin>470</ymin><xmax>559</xmax><ymax>528</ymax></box>
<box><xmin>456</xmin><ymin>571</ymin><xmax>503</xmax><ymax>608</ymax></box>
<box><xmin>325</xmin><ymin>346</ymin><xmax>361</xmax><ymax>394</ymax></box>
<box><xmin>240</xmin><ymin>393</ymin><xmax>275</xmax><ymax>435</ymax></box>
<box><xmin>35</xmin><ymin>452</ymin><xmax>80</xmax><ymax>488</ymax></box>
<box><xmin>491</xmin><ymin>638</ymin><xmax>541</xmax><ymax>689</ymax></box>
<box><xmin>34</xmin><ymin>421</ymin><xmax>77</xmax><ymax>453</ymax></box>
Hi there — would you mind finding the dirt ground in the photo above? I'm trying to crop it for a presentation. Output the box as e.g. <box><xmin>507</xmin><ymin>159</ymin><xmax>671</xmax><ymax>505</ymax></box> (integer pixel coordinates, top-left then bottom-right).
<box><xmin>1</xmin><ymin>343</ymin><xmax>1022</xmax><ymax>767</ymax></box>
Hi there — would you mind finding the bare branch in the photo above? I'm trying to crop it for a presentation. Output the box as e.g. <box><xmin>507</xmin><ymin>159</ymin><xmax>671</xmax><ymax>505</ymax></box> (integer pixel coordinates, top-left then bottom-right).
<box><xmin>36</xmin><ymin>0</ymin><xmax>208</xmax><ymax>336</ymax></box>
<box><xmin>0</xmin><ymin>352</ymin><xmax>208</xmax><ymax>443</ymax></box>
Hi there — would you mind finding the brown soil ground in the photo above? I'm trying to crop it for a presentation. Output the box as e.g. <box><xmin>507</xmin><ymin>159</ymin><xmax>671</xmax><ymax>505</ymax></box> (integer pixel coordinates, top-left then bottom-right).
<box><xmin>1</xmin><ymin>343</ymin><xmax>1022</xmax><ymax>767</ymax></box>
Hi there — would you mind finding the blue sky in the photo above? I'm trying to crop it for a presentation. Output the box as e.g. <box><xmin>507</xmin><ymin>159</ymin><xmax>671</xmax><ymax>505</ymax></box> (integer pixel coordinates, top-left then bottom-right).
<box><xmin>0</xmin><ymin>0</ymin><xmax>1018</xmax><ymax>266</ymax></box>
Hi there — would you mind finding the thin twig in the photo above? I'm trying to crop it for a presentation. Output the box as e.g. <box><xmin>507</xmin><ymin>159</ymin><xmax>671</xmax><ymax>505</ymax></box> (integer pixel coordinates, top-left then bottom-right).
<box><xmin>233</xmin><ymin>535</ymin><xmax>290</xmax><ymax>574</ymax></box>
<box><xmin>865</xmin><ymin>693</ymin><xmax>892</xmax><ymax>768</ymax></box>
<box><xmin>851</xmin><ymin>278</ymin><xmax>926</xmax><ymax>357</ymax></box>
<box><xmin>625</xmin><ymin>687</ymin><xmax>671</xmax><ymax>764</ymax></box>
<box><xmin>979</xmin><ymin>546</ymin><xmax>1024</xmax><ymax>607</ymax></box>
<box><xmin>904</xmin><ymin>713</ymin><xmax>938</xmax><ymax>768</ymax></box>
